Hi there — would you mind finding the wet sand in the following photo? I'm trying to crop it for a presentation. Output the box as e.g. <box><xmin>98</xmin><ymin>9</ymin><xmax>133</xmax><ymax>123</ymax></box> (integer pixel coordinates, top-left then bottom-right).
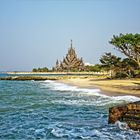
<box><xmin>59</xmin><ymin>78</ymin><xmax>140</xmax><ymax>97</ymax></box>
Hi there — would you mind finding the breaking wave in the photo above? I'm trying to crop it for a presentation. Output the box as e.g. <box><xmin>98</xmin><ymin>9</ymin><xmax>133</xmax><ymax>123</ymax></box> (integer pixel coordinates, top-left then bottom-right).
<box><xmin>41</xmin><ymin>80</ymin><xmax>140</xmax><ymax>106</ymax></box>
<box><xmin>0</xmin><ymin>80</ymin><xmax>140</xmax><ymax>139</ymax></box>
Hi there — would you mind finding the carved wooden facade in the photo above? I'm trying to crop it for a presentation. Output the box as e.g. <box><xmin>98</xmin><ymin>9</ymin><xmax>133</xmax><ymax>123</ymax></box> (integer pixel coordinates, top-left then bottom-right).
<box><xmin>53</xmin><ymin>40</ymin><xmax>85</xmax><ymax>71</ymax></box>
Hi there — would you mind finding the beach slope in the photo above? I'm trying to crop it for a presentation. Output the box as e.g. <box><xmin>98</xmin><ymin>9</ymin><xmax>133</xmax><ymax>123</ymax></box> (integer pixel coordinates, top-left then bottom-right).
<box><xmin>59</xmin><ymin>78</ymin><xmax>140</xmax><ymax>97</ymax></box>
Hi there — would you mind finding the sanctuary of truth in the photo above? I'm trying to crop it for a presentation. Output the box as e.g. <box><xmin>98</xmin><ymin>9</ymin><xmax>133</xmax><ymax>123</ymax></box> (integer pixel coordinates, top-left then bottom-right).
<box><xmin>53</xmin><ymin>40</ymin><xmax>85</xmax><ymax>72</ymax></box>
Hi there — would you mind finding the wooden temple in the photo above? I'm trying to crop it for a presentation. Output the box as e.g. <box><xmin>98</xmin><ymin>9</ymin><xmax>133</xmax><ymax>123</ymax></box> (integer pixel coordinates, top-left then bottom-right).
<box><xmin>53</xmin><ymin>40</ymin><xmax>85</xmax><ymax>72</ymax></box>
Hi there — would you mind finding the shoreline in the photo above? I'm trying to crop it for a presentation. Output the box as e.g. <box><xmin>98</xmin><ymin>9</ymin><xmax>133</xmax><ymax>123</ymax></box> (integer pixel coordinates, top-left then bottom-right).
<box><xmin>6</xmin><ymin>71</ymin><xmax>108</xmax><ymax>75</ymax></box>
<box><xmin>0</xmin><ymin>74</ymin><xmax>140</xmax><ymax>98</ymax></box>
<box><xmin>58</xmin><ymin>78</ymin><xmax>140</xmax><ymax>98</ymax></box>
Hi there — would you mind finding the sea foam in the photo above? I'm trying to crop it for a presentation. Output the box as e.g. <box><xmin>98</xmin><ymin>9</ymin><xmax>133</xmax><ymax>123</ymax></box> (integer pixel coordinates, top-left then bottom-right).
<box><xmin>41</xmin><ymin>80</ymin><xmax>140</xmax><ymax>106</ymax></box>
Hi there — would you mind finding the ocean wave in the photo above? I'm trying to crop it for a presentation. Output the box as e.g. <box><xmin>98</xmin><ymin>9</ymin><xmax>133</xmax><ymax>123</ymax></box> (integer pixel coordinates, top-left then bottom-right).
<box><xmin>115</xmin><ymin>121</ymin><xmax>129</xmax><ymax>130</ymax></box>
<box><xmin>1</xmin><ymin>80</ymin><xmax>140</xmax><ymax>140</ymax></box>
<box><xmin>40</xmin><ymin>80</ymin><xmax>140</xmax><ymax>107</ymax></box>
<box><xmin>43</xmin><ymin>80</ymin><xmax>106</xmax><ymax>97</ymax></box>
<box><xmin>49</xmin><ymin>124</ymin><xmax>140</xmax><ymax>140</ymax></box>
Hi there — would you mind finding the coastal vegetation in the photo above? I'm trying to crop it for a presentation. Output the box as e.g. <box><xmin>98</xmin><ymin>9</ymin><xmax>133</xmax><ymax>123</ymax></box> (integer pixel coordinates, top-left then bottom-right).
<box><xmin>100</xmin><ymin>33</ymin><xmax>140</xmax><ymax>78</ymax></box>
<box><xmin>85</xmin><ymin>64</ymin><xmax>102</xmax><ymax>72</ymax></box>
<box><xmin>110</xmin><ymin>33</ymin><xmax>140</xmax><ymax>69</ymax></box>
<box><xmin>32</xmin><ymin>67</ymin><xmax>49</xmax><ymax>72</ymax></box>
<box><xmin>31</xmin><ymin>33</ymin><xmax>140</xmax><ymax>79</ymax></box>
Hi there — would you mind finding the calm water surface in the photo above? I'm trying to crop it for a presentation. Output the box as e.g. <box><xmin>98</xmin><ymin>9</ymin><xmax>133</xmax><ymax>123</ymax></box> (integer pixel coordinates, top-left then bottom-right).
<box><xmin>0</xmin><ymin>74</ymin><xmax>140</xmax><ymax>139</ymax></box>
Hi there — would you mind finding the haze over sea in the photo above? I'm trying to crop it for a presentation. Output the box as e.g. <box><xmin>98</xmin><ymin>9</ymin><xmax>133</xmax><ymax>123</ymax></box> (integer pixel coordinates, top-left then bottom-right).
<box><xmin>0</xmin><ymin>74</ymin><xmax>140</xmax><ymax>139</ymax></box>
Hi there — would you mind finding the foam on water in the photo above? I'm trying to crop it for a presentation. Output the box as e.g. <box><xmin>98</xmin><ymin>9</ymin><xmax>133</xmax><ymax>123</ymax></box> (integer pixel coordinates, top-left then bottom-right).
<box><xmin>48</xmin><ymin>123</ymin><xmax>140</xmax><ymax>140</ymax></box>
<box><xmin>43</xmin><ymin>80</ymin><xmax>101</xmax><ymax>94</ymax></box>
<box><xmin>115</xmin><ymin>121</ymin><xmax>129</xmax><ymax>130</ymax></box>
<box><xmin>42</xmin><ymin>80</ymin><xmax>140</xmax><ymax>106</ymax></box>
<box><xmin>0</xmin><ymin>80</ymin><xmax>140</xmax><ymax>139</ymax></box>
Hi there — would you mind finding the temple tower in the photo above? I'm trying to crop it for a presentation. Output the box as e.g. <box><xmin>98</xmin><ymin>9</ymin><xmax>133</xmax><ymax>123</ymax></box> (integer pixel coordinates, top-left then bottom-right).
<box><xmin>54</xmin><ymin>40</ymin><xmax>85</xmax><ymax>71</ymax></box>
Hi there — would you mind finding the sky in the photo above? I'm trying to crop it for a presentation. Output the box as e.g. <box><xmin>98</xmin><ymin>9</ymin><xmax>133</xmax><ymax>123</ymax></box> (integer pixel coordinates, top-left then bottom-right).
<box><xmin>0</xmin><ymin>0</ymin><xmax>140</xmax><ymax>71</ymax></box>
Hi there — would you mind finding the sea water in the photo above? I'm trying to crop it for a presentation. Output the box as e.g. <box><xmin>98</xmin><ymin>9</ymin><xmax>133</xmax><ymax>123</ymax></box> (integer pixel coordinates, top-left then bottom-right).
<box><xmin>0</xmin><ymin>75</ymin><xmax>140</xmax><ymax>139</ymax></box>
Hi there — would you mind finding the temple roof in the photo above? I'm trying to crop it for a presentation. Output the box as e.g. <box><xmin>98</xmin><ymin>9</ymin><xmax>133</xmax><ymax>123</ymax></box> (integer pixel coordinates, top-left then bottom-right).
<box><xmin>54</xmin><ymin>40</ymin><xmax>85</xmax><ymax>71</ymax></box>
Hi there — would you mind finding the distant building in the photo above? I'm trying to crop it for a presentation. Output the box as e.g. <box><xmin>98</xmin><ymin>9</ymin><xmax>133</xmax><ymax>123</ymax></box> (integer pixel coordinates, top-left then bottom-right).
<box><xmin>53</xmin><ymin>40</ymin><xmax>85</xmax><ymax>72</ymax></box>
<box><xmin>84</xmin><ymin>62</ymin><xmax>95</xmax><ymax>66</ymax></box>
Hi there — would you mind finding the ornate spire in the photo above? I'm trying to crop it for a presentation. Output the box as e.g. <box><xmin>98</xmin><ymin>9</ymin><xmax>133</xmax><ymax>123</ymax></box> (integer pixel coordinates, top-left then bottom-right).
<box><xmin>56</xmin><ymin>59</ymin><xmax>59</xmax><ymax>65</ymax></box>
<box><xmin>71</xmin><ymin>40</ymin><xmax>72</xmax><ymax>48</ymax></box>
<box><xmin>54</xmin><ymin>40</ymin><xmax>85</xmax><ymax>71</ymax></box>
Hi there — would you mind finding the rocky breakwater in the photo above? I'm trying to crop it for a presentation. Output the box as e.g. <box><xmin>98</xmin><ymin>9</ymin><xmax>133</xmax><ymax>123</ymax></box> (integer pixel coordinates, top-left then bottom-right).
<box><xmin>0</xmin><ymin>76</ymin><xmax>60</xmax><ymax>81</ymax></box>
<box><xmin>0</xmin><ymin>75</ymin><xmax>88</xmax><ymax>81</ymax></box>
<box><xmin>109</xmin><ymin>101</ymin><xmax>140</xmax><ymax>131</ymax></box>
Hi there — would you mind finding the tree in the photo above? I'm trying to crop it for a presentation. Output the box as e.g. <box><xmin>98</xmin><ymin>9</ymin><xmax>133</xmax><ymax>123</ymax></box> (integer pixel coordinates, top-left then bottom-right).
<box><xmin>100</xmin><ymin>53</ymin><xmax>121</xmax><ymax>77</ymax></box>
<box><xmin>32</xmin><ymin>67</ymin><xmax>49</xmax><ymax>72</ymax></box>
<box><xmin>109</xmin><ymin>33</ymin><xmax>140</xmax><ymax>68</ymax></box>
<box><xmin>85</xmin><ymin>64</ymin><xmax>102</xmax><ymax>72</ymax></box>
<box><xmin>115</xmin><ymin>58</ymin><xmax>137</xmax><ymax>78</ymax></box>
<box><xmin>42</xmin><ymin>67</ymin><xmax>49</xmax><ymax>72</ymax></box>
<box><xmin>32</xmin><ymin>68</ymin><xmax>37</xmax><ymax>72</ymax></box>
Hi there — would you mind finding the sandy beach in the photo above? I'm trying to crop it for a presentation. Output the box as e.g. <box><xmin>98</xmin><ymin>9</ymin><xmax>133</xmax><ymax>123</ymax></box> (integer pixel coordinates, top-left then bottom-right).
<box><xmin>59</xmin><ymin>77</ymin><xmax>140</xmax><ymax>97</ymax></box>
<box><xmin>2</xmin><ymin>73</ymin><xmax>140</xmax><ymax>97</ymax></box>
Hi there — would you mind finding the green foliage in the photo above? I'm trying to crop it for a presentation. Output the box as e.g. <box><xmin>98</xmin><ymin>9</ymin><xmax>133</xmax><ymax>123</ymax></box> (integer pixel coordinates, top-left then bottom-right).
<box><xmin>69</xmin><ymin>68</ymin><xmax>79</xmax><ymax>72</ymax></box>
<box><xmin>100</xmin><ymin>52</ymin><xmax>122</xmax><ymax>78</ymax></box>
<box><xmin>85</xmin><ymin>64</ymin><xmax>102</xmax><ymax>72</ymax></box>
<box><xmin>32</xmin><ymin>68</ymin><xmax>37</xmax><ymax>72</ymax></box>
<box><xmin>134</xmin><ymin>70</ymin><xmax>140</xmax><ymax>75</ymax></box>
<box><xmin>100</xmin><ymin>52</ymin><xmax>121</xmax><ymax>71</ymax></box>
<box><xmin>99</xmin><ymin>52</ymin><xmax>139</xmax><ymax>78</ymax></box>
<box><xmin>32</xmin><ymin>67</ymin><xmax>49</xmax><ymax>72</ymax></box>
<box><xmin>97</xmin><ymin>33</ymin><xmax>140</xmax><ymax>78</ymax></box>
<box><xmin>119</xmin><ymin>58</ymin><xmax>137</xmax><ymax>78</ymax></box>
<box><xmin>134</xmin><ymin>70</ymin><xmax>140</xmax><ymax>78</ymax></box>
<box><xmin>110</xmin><ymin>33</ymin><xmax>140</xmax><ymax>68</ymax></box>
<box><xmin>115</xmin><ymin>72</ymin><xmax>129</xmax><ymax>79</ymax></box>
